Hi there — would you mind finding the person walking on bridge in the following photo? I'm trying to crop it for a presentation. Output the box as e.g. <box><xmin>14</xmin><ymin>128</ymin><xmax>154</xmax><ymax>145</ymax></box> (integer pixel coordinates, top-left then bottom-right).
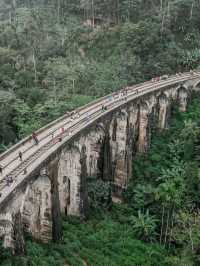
<box><xmin>0</xmin><ymin>164</ymin><xmax>3</xmax><ymax>175</ymax></box>
<box><xmin>23</xmin><ymin>167</ymin><xmax>27</xmax><ymax>175</ymax></box>
<box><xmin>60</xmin><ymin>127</ymin><xmax>65</xmax><ymax>135</ymax></box>
<box><xmin>5</xmin><ymin>175</ymin><xmax>9</xmax><ymax>186</ymax></box>
<box><xmin>32</xmin><ymin>132</ymin><xmax>39</xmax><ymax>145</ymax></box>
<box><xmin>5</xmin><ymin>175</ymin><xmax>13</xmax><ymax>186</ymax></box>
<box><xmin>18</xmin><ymin>151</ymin><xmax>23</xmax><ymax>162</ymax></box>
<box><xmin>58</xmin><ymin>127</ymin><xmax>65</xmax><ymax>142</ymax></box>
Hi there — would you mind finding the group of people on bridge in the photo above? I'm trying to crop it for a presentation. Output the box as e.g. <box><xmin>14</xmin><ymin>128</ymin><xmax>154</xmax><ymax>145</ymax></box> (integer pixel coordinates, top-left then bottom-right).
<box><xmin>0</xmin><ymin>131</ymin><xmax>40</xmax><ymax>192</ymax></box>
<box><xmin>0</xmin><ymin>110</ymin><xmax>83</xmax><ymax>192</ymax></box>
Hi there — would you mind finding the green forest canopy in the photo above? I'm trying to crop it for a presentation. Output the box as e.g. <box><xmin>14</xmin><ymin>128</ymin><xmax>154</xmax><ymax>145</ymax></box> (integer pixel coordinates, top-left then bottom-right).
<box><xmin>0</xmin><ymin>0</ymin><xmax>200</xmax><ymax>149</ymax></box>
<box><xmin>0</xmin><ymin>1</ymin><xmax>200</xmax><ymax>265</ymax></box>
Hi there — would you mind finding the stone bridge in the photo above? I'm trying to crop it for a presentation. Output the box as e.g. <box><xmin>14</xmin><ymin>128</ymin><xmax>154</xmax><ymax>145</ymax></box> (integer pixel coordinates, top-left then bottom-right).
<box><xmin>0</xmin><ymin>72</ymin><xmax>200</xmax><ymax>250</ymax></box>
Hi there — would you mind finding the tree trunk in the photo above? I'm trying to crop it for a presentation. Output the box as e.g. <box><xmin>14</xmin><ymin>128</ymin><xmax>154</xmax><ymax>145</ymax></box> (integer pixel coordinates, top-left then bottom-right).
<box><xmin>168</xmin><ymin>206</ymin><xmax>175</xmax><ymax>249</ymax></box>
<box><xmin>91</xmin><ymin>0</ymin><xmax>95</xmax><ymax>28</ymax></box>
<box><xmin>190</xmin><ymin>2</ymin><xmax>194</xmax><ymax>20</ymax></box>
<box><xmin>164</xmin><ymin>208</ymin><xmax>170</xmax><ymax>245</ymax></box>
<box><xmin>32</xmin><ymin>52</ymin><xmax>37</xmax><ymax>83</ymax></box>
<box><xmin>160</xmin><ymin>204</ymin><xmax>165</xmax><ymax>244</ymax></box>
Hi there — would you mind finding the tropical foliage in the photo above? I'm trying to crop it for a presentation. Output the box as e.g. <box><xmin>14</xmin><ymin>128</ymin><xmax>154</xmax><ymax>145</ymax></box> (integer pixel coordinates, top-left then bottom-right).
<box><xmin>0</xmin><ymin>0</ymin><xmax>200</xmax><ymax>148</ymax></box>
<box><xmin>1</xmin><ymin>0</ymin><xmax>200</xmax><ymax>265</ymax></box>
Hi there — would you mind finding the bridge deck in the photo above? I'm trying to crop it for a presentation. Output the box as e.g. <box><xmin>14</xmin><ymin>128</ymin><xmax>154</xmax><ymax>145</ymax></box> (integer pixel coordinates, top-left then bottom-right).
<box><xmin>0</xmin><ymin>73</ymin><xmax>199</xmax><ymax>208</ymax></box>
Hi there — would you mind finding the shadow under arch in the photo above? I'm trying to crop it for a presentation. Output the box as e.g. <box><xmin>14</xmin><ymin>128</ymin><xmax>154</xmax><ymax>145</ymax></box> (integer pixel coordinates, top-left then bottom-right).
<box><xmin>177</xmin><ymin>83</ymin><xmax>188</xmax><ymax>93</ymax></box>
<box><xmin>176</xmin><ymin>83</ymin><xmax>190</xmax><ymax>102</ymax></box>
<box><xmin>194</xmin><ymin>80</ymin><xmax>200</xmax><ymax>89</ymax></box>
<box><xmin>157</xmin><ymin>91</ymin><xmax>169</xmax><ymax>102</ymax></box>
<box><xmin>138</xmin><ymin>99</ymin><xmax>149</xmax><ymax>112</ymax></box>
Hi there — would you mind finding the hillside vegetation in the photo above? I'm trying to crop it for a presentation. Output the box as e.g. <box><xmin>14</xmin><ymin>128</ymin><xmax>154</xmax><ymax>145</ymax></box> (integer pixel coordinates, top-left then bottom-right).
<box><xmin>0</xmin><ymin>0</ymin><xmax>200</xmax><ymax>150</ymax></box>
<box><xmin>0</xmin><ymin>1</ymin><xmax>200</xmax><ymax>265</ymax></box>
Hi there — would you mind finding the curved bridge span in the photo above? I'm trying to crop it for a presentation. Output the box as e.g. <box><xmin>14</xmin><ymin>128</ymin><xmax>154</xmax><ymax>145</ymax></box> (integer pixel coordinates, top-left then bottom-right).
<box><xmin>0</xmin><ymin>72</ymin><xmax>200</xmax><ymax>246</ymax></box>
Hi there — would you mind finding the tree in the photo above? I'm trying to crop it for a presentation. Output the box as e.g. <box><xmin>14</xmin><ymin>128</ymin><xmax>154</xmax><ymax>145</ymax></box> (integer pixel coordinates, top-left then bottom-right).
<box><xmin>130</xmin><ymin>209</ymin><xmax>158</xmax><ymax>242</ymax></box>
<box><xmin>87</xmin><ymin>178</ymin><xmax>112</xmax><ymax>210</ymax></box>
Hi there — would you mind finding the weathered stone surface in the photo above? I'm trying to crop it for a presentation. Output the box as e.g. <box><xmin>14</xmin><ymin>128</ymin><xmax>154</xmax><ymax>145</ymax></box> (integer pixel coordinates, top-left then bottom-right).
<box><xmin>0</xmin><ymin>213</ymin><xmax>13</xmax><ymax>249</ymax></box>
<box><xmin>99</xmin><ymin>128</ymin><xmax>112</xmax><ymax>182</ymax></box>
<box><xmin>58</xmin><ymin>146</ymin><xmax>82</xmax><ymax>216</ymax></box>
<box><xmin>13</xmin><ymin>212</ymin><xmax>25</xmax><ymax>255</ymax></box>
<box><xmin>58</xmin><ymin>126</ymin><xmax>105</xmax><ymax>217</ymax></box>
<box><xmin>178</xmin><ymin>87</ymin><xmax>188</xmax><ymax>112</ymax></box>
<box><xmin>137</xmin><ymin>103</ymin><xmax>150</xmax><ymax>153</ymax></box>
<box><xmin>157</xmin><ymin>93</ymin><xmax>170</xmax><ymax>130</ymax></box>
<box><xmin>22</xmin><ymin>175</ymin><xmax>52</xmax><ymax>242</ymax></box>
<box><xmin>48</xmin><ymin>158</ymin><xmax>62</xmax><ymax>242</ymax></box>
<box><xmin>110</xmin><ymin>109</ymin><xmax>128</xmax><ymax>189</ymax></box>
<box><xmin>83</xmin><ymin>125</ymin><xmax>105</xmax><ymax>178</ymax></box>
<box><xmin>79</xmin><ymin>145</ymin><xmax>89</xmax><ymax>218</ymax></box>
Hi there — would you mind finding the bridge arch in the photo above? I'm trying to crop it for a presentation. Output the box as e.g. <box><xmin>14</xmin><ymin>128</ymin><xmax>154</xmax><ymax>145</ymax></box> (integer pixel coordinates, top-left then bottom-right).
<box><xmin>177</xmin><ymin>85</ymin><xmax>190</xmax><ymax>112</ymax></box>
<box><xmin>194</xmin><ymin>80</ymin><xmax>200</xmax><ymax>89</ymax></box>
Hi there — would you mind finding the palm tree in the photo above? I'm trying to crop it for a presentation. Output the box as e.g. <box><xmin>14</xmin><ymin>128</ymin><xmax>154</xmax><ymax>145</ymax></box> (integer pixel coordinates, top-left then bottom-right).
<box><xmin>156</xmin><ymin>162</ymin><xmax>186</xmax><ymax>246</ymax></box>
<box><xmin>130</xmin><ymin>209</ymin><xmax>158</xmax><ymax>242</ymax></box>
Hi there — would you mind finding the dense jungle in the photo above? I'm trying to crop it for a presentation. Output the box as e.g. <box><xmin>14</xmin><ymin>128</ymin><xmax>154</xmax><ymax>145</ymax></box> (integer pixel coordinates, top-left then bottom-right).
<box><xmin>0</xmin><ymin>0</ymin><xmax>200</xmax><ymax>265</ymax></box>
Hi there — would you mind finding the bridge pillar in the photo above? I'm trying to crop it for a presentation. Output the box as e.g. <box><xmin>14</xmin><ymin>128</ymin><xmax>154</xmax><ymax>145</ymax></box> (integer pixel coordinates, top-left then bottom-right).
<box><xmin>127</xmin><ymin>103</ymin><xmax>139</xmax><ymax>180</ymax></box>
<box><xmin>79</xmin><ymin>145</ymin><xmax>89</xmax><ymax>218</ymax></box>
<box><xmin>110</xmin><ymin>110</ymin><xmax>129</xmax><ymax>191</ymax></box>
<box><xmin>48</xmin><ymin>158</ymin><xmax>62</xmax><ymax>242</ymax></box>
<box><xmin>85</xmin><ymin>124</ymin><xmax>105</xmax><ymax>178</ymax></box>
<box><xmin>58</xmin><ymin>144</ymin><xmax>88</xmax><ymax>218</ymax></box>
<box><xmin>13</xmin><ymin>212</ymin><xmax>25</xmax><ymax>255</ymax></box>
<box><xmin>0</xmin><ymin>213</ymin><xmax>14</xmax><ymax>249</ymax></box>
<box><xmin>178</xmin><ymin>87</ymin><xmax>189</xmax><ymax>112</ymax></box>
<box><xmin>22</xmin><ymin>173</ymin><xmax>52</xmax><ymax>242</ymax></box>
<box><xmin>157</xmin><ymin>93</ymin><xmax>170</xmax><ymax>130</ymax></box>
<box><xmin>137</xmin><ymin>103</ymin><xmax>150</xmax><ymax>153</ymax></box>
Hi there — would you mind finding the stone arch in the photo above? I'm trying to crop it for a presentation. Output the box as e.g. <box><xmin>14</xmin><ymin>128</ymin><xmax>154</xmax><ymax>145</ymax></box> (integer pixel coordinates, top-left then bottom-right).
<box><xmin>67</xmin><ymin>142</ymin><xmax>81</xmax><ymax>155</ymax></box>
<box><xmin>96</xmin><ymin>122</ymin><xmax>106</xmax><ymax>134</ymax></box>
<box><xmin>108</xmin><ymin>107</ymin><xmax>130</xmax><ymax>193</ymax></box>
<box><xmin>194</xmin><ymin>80</ymin><xmax>200</xmax><ymax>90</ymax></box>
<box><xmin>39</xmin><ymin>167</ymin><xmax>49</xmax><ymax>179</ymax></box>
<box><xmin>119</xmin><ymin>109</ymin><xmax>128</xmax><ymax>119</ymax></box>
<box><xmin>139</xmin><ymin>100</ymin><xmax>150</xmax><ymax>111</ymax></box>
<box><xmin>177</xmin><ymin>83</ymin><xmax>190</xmax><ymax>98</ymax></box>
<box><xmin>22</xmin><ymin>173</ymin><xmax>52</xmax><ymax>243</ymax></box>
<box><xmin>158</xmin><ymin>91</ymin><xmax>168</xmax><ymax>100</ymax></box>
<box><xmin>58</xmin><ymin>143</ymin><xmax>88</xmax><ymax>217</ymax></box>
<box><xmin>177</xmin><ymin>85</ymin><xmax>189</xmax><ymax>112</ymax></box>
<box><xmin>78</xmin><ymin>124</ymin><xmax>106</xmax><ymax>178</ymax></box>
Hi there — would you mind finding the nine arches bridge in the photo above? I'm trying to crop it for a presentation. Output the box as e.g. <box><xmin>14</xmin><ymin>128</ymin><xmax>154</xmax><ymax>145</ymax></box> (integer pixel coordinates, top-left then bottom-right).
<box><xmin>0</xmin><ymin>72</ymin><xmax>200</xmax><ymax>249</ymax></box>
